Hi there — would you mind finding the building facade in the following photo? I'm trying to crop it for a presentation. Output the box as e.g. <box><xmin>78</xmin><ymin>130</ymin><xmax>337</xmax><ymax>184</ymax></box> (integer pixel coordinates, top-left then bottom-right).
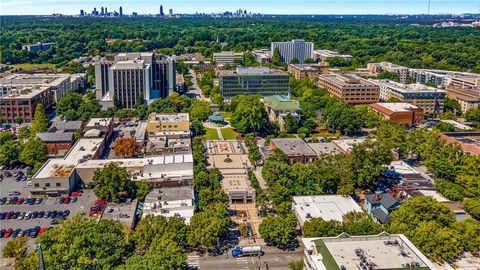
<box><xmin>313</xmin><ymin>49</ymin><xmax>353</xmax><ymax>62</ymax></box>
<box><xmin>251</xmin><ymin>49</ymin><xmax>271</xmax><ymax>64</ymax></box>
<box><xmin>445</xmin><ymin>87</ymin><xmax>480</xmax><ymax>113</ymax></box>
<box><xmin>269</xmin><ymin>138</ymin><xmax>317</xmax><ymax>164</ymax></box>
<box><xmin>318</xmin><ymin>73</ymin><xmax>380</xmax><ymax>105</ymax></box>
<box><xmin>271</xmin><ymin>39</ymin><xmax>314</xmax><ymax>64</ymax></box>
<box><xmin>212</xmin><ymin>51</ymin><xmax>244</xmax><ymax>65</ymax></box>
<box><xmin>22</xmin><ymin>42</ymin><xmax>55</xmax><ymax>52</ymax></box>
<box><xmin>0</xmin><ymin>85</ymin><xmax>54</xmax><ymax>124</ymax></box>
<box><xmin>287</xmin><ymin>63</ymin><xmax>329</xmax><ymax>80</ymax></box>
<box><xmin>369</xmin><ymin>103</ymin><xmax>424</xmax><ymax>126</ymax></box>
<box><xmin>367</xmin><ymin>62</ymin><xmax>410</xmax><ymax>83</ymax></box>
<box><xmin>263</xmin><ymin>95</ymin><xmax>301</xmax><ymax>132</ymax></box>
<box><xmin>95</xmin><ymin>53</ymin><xmax>176</xmax><ymax>108</ymax></box>
<box><xmin>374</xmin><ymin>80</ymin><xmax>446</xmax><ymax>115</ymax></box>
<box><xmin>219</xmin><ymin>67</ymin><xmax>290</xmax><ymax>98</ymax></box>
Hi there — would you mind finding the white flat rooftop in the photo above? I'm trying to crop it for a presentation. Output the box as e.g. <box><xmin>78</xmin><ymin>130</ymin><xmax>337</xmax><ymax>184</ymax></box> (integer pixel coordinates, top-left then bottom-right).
<box><xmin>292</xmin><ymin>195</ymin><xmax>362</xmax><ymax>225</ymax></box>
<box><xmin>332</xmin><ymin>138</ymin><xmax>366</xmax><ymax>153</ymax></box>
<box><xmin>388</xmin><ymin>161</ymin><xmax>419</xmax><ymax>175</ymax></box>
<box><xmin>76</xmin><ymin>154</ymin><xmax>194</xmax><ymax>169</ymax></box>
<box><xmin>85</xmin><ymin>118</ymin><xmax>112</xmax><ymax>128</ymax></box>
<box><xmin>374</xmin><ymin>102</ymin><xmax>419</xmax><ymax>112</ymax></box>
<box><xmin>419</xmin><ymin>190</ymin><xmax>450</xmax><ymax>203</ymax></box>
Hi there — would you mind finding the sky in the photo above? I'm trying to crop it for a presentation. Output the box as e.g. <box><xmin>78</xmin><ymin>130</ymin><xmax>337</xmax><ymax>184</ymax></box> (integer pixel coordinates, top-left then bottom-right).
<box><xmin>0</xmin><ymin>0</ymin><xmax>479</xmax><ymax>16</ymax></box>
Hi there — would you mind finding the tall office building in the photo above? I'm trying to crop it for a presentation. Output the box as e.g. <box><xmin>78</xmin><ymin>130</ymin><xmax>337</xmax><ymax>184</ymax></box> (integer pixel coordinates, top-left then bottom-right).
<box><xmin>105</xmin><ymin>7</ymin><xmax>108</xmax><ymax>15</ymax></box>
<box><xmin>271</xmin><ymin>39</ymin><xmax>314</xmax><ymax>64</ymax></box>
<box><xmin>160</xmin><ymin>5</ymin><xmax>164</xmax><ymax>17</ymax></box>
<box><xmin>95</xmin><ymin>53</ymin><xmax>176</xmax><ymax>108</ymax></box>
<box><xmin>169</xmin><ymin>9</ymin><xmax>173</xmax><ymax>16</ymax></box>
<box><xmin>80</xmin><ymin>10</ymin><xmax>84</xmax><ymax>16</ymax></box>
<box><xmin>119</xmin><ymin>6</ymin><xmax>123</xmax><ymax>17</ymax></box>
<box><xmin>101</xmin><ymin>7</ymin><xmax>104</xmax><ymax>15</ymax></box>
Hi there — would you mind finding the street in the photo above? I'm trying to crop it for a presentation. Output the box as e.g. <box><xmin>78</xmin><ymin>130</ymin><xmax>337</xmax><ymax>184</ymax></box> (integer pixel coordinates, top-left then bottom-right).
<box><xmin>190</xmin><ymin>245</ymin><xmax>303</xmax><ymax>270</ymax></box>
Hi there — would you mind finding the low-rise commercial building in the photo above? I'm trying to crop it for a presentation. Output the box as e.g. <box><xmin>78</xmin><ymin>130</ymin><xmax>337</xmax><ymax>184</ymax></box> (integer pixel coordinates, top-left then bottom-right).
<box><xmin>48</xmin><ymin>120</ymin><xmax>83</xmax><ymax>133</ymax></box>
<box><xmin>36</xmin><ymin>132</ymin><xmax>75</xmax><ymax>157</ymax></box>
<box><xmin>367</xmin><ymin>62</ymin><xmax>410</xmax><ymax>83</ymax></box>
<box><xmin>307</xmin><ymin>142</ymin><xmax>342</xmax><ymax>157</ymax></box>
<box><xmin>143</xmin><ymin>186</ymin><xmax>194</xmax><ymax>224</ymax></box>
<box><xmin>374</xmin><ymin>80</ymin><xmax>446</xmax><ymax>115</ymax></box>
<box><xmin>102</xmin><ymin>199</ymin><xmax>139</xmax><ymax>229</ymax></box>
<box><xmin>292</xmin><ymin>195</ymin><xmax>362</xmax><ymax>228</ymax></box>
<box><xmin>318</xmin><ymin>73</ymin><xmax>380</xmax><ymax>105</ymax></box>
<box><xmin>0</xmin><ymin>85</ymin><xmax>54</xmax><ymax>124</ymax></box>
<box><xmin>332</xmin><ymin>138</ymin><xmax>366</xmax><ymax>153</ymax></box>
<box><xmin>219</xmin><ymin>67</ymin><xmax>290</xmax><ymax>98</ymax></box>
<box><xmin>302</xmin><ymin>233</ymin><xmax>437</xmax><ymax>270</ymax></box>
<box><xmin>146</xmin><ymin>113</ymin><xmax>190</xmax><ymax>134</ymax></box>
<box><xmin>409</xmin><ymin>68</ymin><xmax>480</xmax><ymax>90</ymax></box>
<box><xmin>263</xmin><ymin>95</ymin><xmax>301</xmax><ymax>132</ymax></box>
<box><xmin>313</xmin><ymin>49</ymin><xmax>353</xmax><ymax>62</ymax></box>
<box><xmin>445</xmin><ymin>87</ymin><xmax>480</xmax><ymax>113</ymax></box>
<box><xmin>369</xmin><ymin>103</ymin><xmax>424</xmax><ymax>126</ymax></box>
<box><xmin>439</xmin><ymin>132</ymin><xmax>480</xmax><ymax>156</ymax></box>
<box><xmin>85</xmin><ymin>118</ymin><xmax>114</xmax><ymax>140</ymax></box>
<box><xmin>269</xmin><ymin>138</ymin><xmax>317</xmax><ymax>164</ymax></box>
<box><xmin>287</xmin><ymin>63</ymin><xmax>329</xmax><ymax>80</ymax></box>
<box><xmin>213</xmin><ymin>51</ymin><xmax>244</xmax><ymax>65</ymax></box>
<box><xmin>31</xmin><ymin>136</ymin><xmax>106</xmax><ymax>195</ymax></box>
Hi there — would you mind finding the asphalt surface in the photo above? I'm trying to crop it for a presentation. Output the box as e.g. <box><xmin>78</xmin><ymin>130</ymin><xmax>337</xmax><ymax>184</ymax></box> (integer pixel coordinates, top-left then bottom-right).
<box><xmin>191</xmin><ymin>245</ymin><xmax>303</xmax><ymax>270</ymax></box>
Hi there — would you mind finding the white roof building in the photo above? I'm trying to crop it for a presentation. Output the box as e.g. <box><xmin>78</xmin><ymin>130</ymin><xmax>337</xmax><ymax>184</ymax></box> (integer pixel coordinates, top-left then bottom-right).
<box><xmin>292</xmin><ymin>195</ymin><xmax>363</xmax><ymax>227</ymax></box>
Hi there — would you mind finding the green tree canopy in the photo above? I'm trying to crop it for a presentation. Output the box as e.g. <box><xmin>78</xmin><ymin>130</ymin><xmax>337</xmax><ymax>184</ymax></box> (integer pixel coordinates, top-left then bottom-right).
<box><xmin>92</xmin><ymin>163</ymin><xmax>136</xmax><ymax>202</ymax></box>
<box><xmin>30</xmin><ymin>103</ymin><xmax>48</xmax><ymax>135</ymax></box>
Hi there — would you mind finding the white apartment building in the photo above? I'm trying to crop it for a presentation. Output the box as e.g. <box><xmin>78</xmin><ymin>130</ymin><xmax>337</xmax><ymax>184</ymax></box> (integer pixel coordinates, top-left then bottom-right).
<box><xmin>271</xmin><ymin>39</ymin><xmax>314</xmax><ymax>64</ymax></box>
<box><xmin>213</xmin><ymin>51</ymin><xmax>244</xmax><ymax>65</ymax></box>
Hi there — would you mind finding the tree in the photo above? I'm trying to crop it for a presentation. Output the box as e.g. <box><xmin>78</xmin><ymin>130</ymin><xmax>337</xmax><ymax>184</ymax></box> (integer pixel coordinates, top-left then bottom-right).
<box><xmin>187</xmin><ymin>203</ymin><xmax>230</xmax><ymax>250</ymax></box>
<box><xmin>92</xmin><ymin>163</ymin><xmax>136</xmax><ymax>202</ymax></box>
<box><xmin>30</xmin><ymin>103</ymin><xmax>48</xmax><ymax>136</ymax></box>
<box><xmin>304</xmin><ymin>58</ymin><xmax>315</xmax><ymax>64</ymax></box>
<box><xmin>245</xmin><ymin>134</ymin><xmax>261</xmax><ymax>166</ymax></box>
<box><xmin>290</xmin><ymin>57</ymin><xmax>300</xmax><ymax>64</ymax></box>
<box><xmin>272</xmin><ymin>47</ymin><xmax>283</xmax><ymax>66</ymax></box>
<box><xmin>189</xmin><ymin>99</ymin><xmax>212</xmax><ymax>122</ymax></box>
<box><xmin>113</xmin><ymin>137</ymin><xmax>141</xmax><ymax>158</ymax></box>
<box><xmin>0</xmin><ymin>131</ymin><xmax>15</xmax><ymax>145</ymax></box>
<box><xmin>191</xmin><ymin>119</ymin><xmax>205</xmax><ymax>137</ymax></box>
<box><xmin>283</xmin><ymin>113</ymin><xmax>299</xmax><ymax>133</ymax></box>
<box><xmin>259</xmin><ymin>215</ymin><xmax>296</xmax><ymax>246</ymax></box>
<box><xmin>132</xmin><ymin>215</ymin><xmax>187</xmax><ymax>253</ymax></box>
<box><xmin>0</xmin><ymin>140</ymin><xmax>21</xmax><ymax>166</ymax></box>
<box><xmin>444</xmin><ymin>97</ymin><xmax>461</xmax><ymax>114</ymax></box>
<box><xmin>377</xmin><ymin>71</ymin><xmax>400</xmax><ymax>82</ymax></box>
<box><xmin>289</xmin><ymin>260</ymin><xmax>304</xmax><ymax>270</ymax></box>
<box><xmin>118</xmin><ymin>236</ymin><xmax>186</xmax><ymax>270</ymax></box>
<box><xmin>303</xmin><ymin>218</ymin><xmax>343</xmax><ymax>237</ymax></box>
<box><xmin>135</xmin><ymin>181</ymin><xmax>152</xmax><ymax>201</ymax></box>
<box><xmin>2</xmin><ymin>237</ymin><xmax>28</xmax><ymax>258</ymax></box>
<box><xmin>35</xmin><ymin>214</ymin><xmax>132</xmax><ymax>269</ymax></box>
<box><xmin>350</xmin><ymin>140</ymin><xmax>392</xmax><ymax>189</ymax></box>
<box><xmin>434</xmin><ymin>122</ymin><xmax>455</xmax><ymax>132</ymax></box>
<box><xmin>464</xmin><ymin>198</ymin><xmax>480</xmax><ymax>220</ymax></box>
<box><xmin>17</xmin><ymin>126</ymin><xmax>30</xmax><ymax>142</ymax></box>
<box><xmin>465</xmin><ymin>107</ymin><xmax>480</xmax><ymax>127</ymax></box>
<box><xmin>230</xmin><ymin>95</ymin><xmax>268</xmax><ymax>134</ymax></box>
<box><xmin>19</xmin><ymin>138</ymin><xmax>48</xmax><ymax>169</ymax></box>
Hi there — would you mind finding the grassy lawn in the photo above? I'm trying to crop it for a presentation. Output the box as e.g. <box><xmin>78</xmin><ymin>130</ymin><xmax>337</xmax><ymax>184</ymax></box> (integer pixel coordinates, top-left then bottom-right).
<box><xmin>221</xmin><ymin>127</ymin><xmax>238</xmax><ymax>140</ymax></box>
<box><xmin>10</xmin><ymin>63</ymin><xmax>56</xmax><ymax>71</ymax></box>
<box><xmin>204</xmin><ymin>128</ymin><xmax>219</xmax><ymax>140</ymax></box>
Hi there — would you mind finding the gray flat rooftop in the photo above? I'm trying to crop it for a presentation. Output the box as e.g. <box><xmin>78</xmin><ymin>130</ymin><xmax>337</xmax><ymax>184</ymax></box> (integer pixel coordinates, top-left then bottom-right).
<box><xmin>219</xmin><ymin>67</ymin><xmax>287</xmax><ymax>76</ymax></box>
<box><xmin>271</xmin><ymin>138</ymin><xmax>316</xmax><ymax>156</ymax></box>
<box><xmin>307</xmin><ymin>142</ymin><xmax>342</xmax><ymax>156</ymax></box>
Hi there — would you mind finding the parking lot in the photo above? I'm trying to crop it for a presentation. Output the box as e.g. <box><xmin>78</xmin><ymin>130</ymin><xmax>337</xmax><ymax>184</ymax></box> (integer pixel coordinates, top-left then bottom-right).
<box><xmin>0</xmin><ymin>167</ymin><xmax>99</xmax><ymax>258</ymax></box>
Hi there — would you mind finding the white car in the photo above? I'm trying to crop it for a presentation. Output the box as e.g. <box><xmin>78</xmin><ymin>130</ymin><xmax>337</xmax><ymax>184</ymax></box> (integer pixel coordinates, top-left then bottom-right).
<box><xmin>26</xmin><ymin>181</ymin><xmax>32</xmax><ymax>186</ymax></box>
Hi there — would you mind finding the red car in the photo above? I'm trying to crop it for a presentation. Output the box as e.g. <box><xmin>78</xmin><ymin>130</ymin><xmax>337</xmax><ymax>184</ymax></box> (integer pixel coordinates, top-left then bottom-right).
<box><xmin>64</xmin><ymin>197</ymin><xmax>71</xmax><ymax>204</ymax></box>
<box><xmin>17</xmin><ymin>198</ymin><xmax>24</xmax><ymax>204</ymax></box>
<box><xmin>38</xmin><ymin>227</ymin><xmax>48</xmax><ymax>236</ymax></box>
<box><xmin>71</xmin><ymin>192</ymin><xmax>82</xmax><ymax>197</ymax></box>
<box><xmin>88</xmin><ymin>210</ymin><xmax>102</xmax><ymax>216</ymax></box>
<box><xmin>4</xmin><ymin>228</ymin><xmax>13</xmax><ymax>238</ymax></box>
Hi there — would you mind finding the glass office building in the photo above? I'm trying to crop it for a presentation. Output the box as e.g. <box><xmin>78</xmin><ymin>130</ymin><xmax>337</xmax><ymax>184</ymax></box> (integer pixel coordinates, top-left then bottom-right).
<box><xmin>219</xmin><ymin>67</ymin><xmax>290</xmax><ymax>98</ymax></box>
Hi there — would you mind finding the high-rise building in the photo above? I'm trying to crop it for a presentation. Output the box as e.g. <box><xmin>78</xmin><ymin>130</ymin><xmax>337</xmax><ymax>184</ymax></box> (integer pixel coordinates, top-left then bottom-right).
<box><xmin>105</xmin><ymin>7</ymin><xmax>108</xmax><ymax>15</ymax></box>
<box><xmin>80</xmin><ymin>10</ymin><xmax>84</xmax><ymax>16</ymax></box>
<box><xmin>119</xmin><ymin>6</ymin><xmax>123</xmax><ymax>17</ymax></box>
<box><xmin>218</xmin><ymin>67</ymin><xmax>290</xmax><ymax>98</ymax></box>
<box><xmin>101</xmin><ymin>7</ymin><xmax>104</xmax><ymax>15</ymax></box>
<box><xmin>160</xmin><ymin>5</ymin><xmax>164</xmax><ymax>17</ymax></box>
<box><xmin>169</xmin><ymin>9</ymin><xmax>173</xmax><ymax>16</ymax></box>
<box><xmin>95</xmin><ymin>53</ymin><xmax>176</xmax><ymax>108</ymax></box>
<box><xmin>271</xmin><ymin>39</ymin><xmax>314</xmax><ymax>64</ymax></box>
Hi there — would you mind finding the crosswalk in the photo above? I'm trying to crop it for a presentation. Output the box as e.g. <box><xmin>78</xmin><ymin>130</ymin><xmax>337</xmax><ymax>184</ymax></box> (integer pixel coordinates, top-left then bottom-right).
<box><xmin>235</xmin><ymin>257</ymin><xmax>250</xmax><ymax>270</ymax></box>
<box><xmin>187</xmin><ymin>255</ymin><xmax>200</xmax><ymax>270</ymax></box>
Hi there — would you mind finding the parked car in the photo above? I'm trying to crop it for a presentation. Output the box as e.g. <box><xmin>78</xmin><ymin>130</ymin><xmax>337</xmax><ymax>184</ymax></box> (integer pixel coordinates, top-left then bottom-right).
<box><xmin>0</xmin><ymin>229</ymin><xmax>6</xmax><ymax>238</ymax></box>
<box><xmin>10</xmin><ymin>197</ymin><xmax>18</xmax><ymax>204</ymax></box>
<box><xmin>4</xmin><ymin>228</ymin><xmax>13</xmax><ymax>238</ymax></box>
<box><xmin>64</xmin><ymin>197</ymin><xmax>71</xmax><ymax>204</ymax></box>
<box><xmin>17</xmin><ymin>212</ymin><xmax>26</xmax><ymax>220</ymax></box>
<box><xmin>12</xmin><ymin>229</ymin><xmax>21</xmax><ymax>238</ymax></box>
<box><xmin>25</xmin><ymin>212</ymin><xmax>32</xmax><ymax>220</ymax></box>
<box><xmin>35</xmin><ymin>198</ymin><xmax>42</xmax><ymax>204</ymax></box>
<box><xmin>71</xmin><ymin>197</ymin><xmax>78</xmax><ymax>203</ymax></box>
<box><xmin>8</xmin><ymin>191</ymin><xmax>21</xmax><ymax>196</ymax></box>
<box><xmin>63</xmin><ymin>210</ymin><xmax>71</xmax><ymax>218</ymax></box>
<box><xmin>45</xmin><ymin>211</ymin><xmax>52</xmax><ymax>218</ymax></box>
<box><xmin>51</xmin><ymin>219</ymin><xmax>60</xmax><ymax>225</ymax></box>
<box><xmin>38</xmin><ymin>227</ymin><xmax>48</xmax><ymax>236</ymax></box>
<box><xmin>0</xmin><ymin>197</ymin><xmax>6</xmax><ymax>205</ymax></box>
<box><xmin>21</xmin><ymin>229</ymin><xmax>29</xmax><ymax>237</ymax></box>
<box><xmin>32</xmin><ymin>211</ymin><xmax>39</xmax><ymax>219</ymax></box>
<box><xmin>0</xmin><ymin>212</ymin><xmax>5</xmax><ymax>220</ymax></box>
<box><xmin>17</xmin><ymin>198</ymin><xmax>24</xmax><ymax>204</ymax></box>
<box><xmin>26</xmin><ymin>181</ymin><xmax>32</xmax><ymax>186</ymax></box>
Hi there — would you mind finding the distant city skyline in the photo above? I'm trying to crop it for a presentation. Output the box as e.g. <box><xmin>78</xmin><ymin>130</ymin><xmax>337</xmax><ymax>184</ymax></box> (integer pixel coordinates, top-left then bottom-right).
<box><xmin>1</xmin><ymin>0</ymin><xmax>479</xmax><ymax>15</ymax></box>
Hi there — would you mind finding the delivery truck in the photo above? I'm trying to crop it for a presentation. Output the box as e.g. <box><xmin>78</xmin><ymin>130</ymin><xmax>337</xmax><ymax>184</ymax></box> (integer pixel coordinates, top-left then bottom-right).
<box><xmin>231</xmin><ymin>245</ymin><xmax>263</xmax><ymax>257</ymax></box>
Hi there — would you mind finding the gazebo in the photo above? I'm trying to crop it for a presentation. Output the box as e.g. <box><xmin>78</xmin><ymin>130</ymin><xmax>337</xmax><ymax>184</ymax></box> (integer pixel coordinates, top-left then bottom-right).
<box><xmin>208</xmin><ymin>112</ymin><xmax>225</xmax><ymax>125</ymax></box>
